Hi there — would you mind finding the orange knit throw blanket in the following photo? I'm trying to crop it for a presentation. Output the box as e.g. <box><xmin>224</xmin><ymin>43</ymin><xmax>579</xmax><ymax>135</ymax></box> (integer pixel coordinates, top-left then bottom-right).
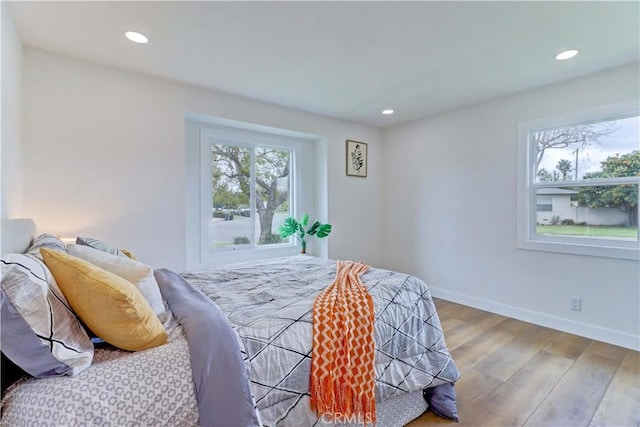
<box><xmin>310</xmin><ymin>260</ymin><xmax>376</xmax><ymax>425</ymax></box>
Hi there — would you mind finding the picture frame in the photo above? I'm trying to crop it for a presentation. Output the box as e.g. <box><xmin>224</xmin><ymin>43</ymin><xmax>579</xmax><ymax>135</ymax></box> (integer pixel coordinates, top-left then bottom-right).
<box><xmin>346</xmin><ymin>140</ymin><xmax>367</xmax><ymax>177</ymax></box>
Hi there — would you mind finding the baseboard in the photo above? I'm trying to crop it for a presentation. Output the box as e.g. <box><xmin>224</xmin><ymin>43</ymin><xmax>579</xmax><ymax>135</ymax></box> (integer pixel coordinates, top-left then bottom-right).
<box><xmin>429</xmin><ymin>287</ymin><xmax>640</xmax><ymax>351</ymax></box>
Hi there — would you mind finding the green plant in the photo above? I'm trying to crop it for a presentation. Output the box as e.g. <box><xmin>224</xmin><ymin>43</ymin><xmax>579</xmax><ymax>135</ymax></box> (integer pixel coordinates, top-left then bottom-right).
<box><xmin>278</xmin><ymin>214</ymin><xmax>332</xmax><ymax>254</ymax></box>
<box><xmin>233</xmin><ymin>236</ymin><xmax>250</xmax><ymax>245</ymax></box>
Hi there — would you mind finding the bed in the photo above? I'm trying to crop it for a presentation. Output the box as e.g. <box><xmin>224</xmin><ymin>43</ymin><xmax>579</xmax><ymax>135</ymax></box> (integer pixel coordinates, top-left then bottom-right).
<box><xmin>1</xmin><ymin>218</ymin><xmax>459</xmax><ymax>426</ymax></box>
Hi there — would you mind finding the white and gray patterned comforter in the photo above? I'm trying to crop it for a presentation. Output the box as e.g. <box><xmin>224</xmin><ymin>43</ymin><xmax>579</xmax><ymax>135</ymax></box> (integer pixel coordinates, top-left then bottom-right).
<box><xmin>1</xmin><ymin>255</ymin><xmax>459</xmax><ymax>427</ymax></box>
<box><xmin>182</xmin><ymin>255</ymin><xmax>460</xmax><ymax>426</ymax></box>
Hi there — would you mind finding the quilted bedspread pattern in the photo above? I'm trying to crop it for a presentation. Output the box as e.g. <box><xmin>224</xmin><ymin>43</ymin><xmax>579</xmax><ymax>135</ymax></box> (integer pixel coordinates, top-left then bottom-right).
<box><xmin>182</xmin><ymin>255</ymin><xmax>460</xmax><ymax>426</ymax></box>
<box><xmin>1</xmin><ymin>315</ymin><xmax>199</xmax><ymax>426</ymax></box>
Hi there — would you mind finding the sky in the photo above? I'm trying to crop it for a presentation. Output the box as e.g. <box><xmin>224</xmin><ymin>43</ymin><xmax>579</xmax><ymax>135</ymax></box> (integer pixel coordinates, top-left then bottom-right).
<box><xmin>536</xmin><ymin>115</ymin><xmax>639</xmax><ymax>180</ymax></box>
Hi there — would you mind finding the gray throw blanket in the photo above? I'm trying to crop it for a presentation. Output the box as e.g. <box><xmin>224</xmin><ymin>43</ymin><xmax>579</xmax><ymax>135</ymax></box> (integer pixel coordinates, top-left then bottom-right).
<box><xmin>154</xmin><ymin>269</ymin><xmax>260</xmax><ymax>427</ymax></box>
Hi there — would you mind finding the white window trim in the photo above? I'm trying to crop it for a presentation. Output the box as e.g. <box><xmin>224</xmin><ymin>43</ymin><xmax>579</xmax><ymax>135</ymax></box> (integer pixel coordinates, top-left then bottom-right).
<box><xmin>185</xmin><ymin>116</ymin><xmax>323</xmax><ymax>269</ymax></box>
<box><xmin>517</xmin><ymin>102</ymin><xmax>640</xmax><ymax>260</ymax></box>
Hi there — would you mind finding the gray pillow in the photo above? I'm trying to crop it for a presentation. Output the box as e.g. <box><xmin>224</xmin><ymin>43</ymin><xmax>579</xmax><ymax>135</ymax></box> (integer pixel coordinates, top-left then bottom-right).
<box><xmin>25</xmin><ymin>234</ymin><xmax>66</xmax><ymax>260</ymax></box>
<box><xmin>424</xmin><ymin>382</ymin><xmax>459</xmax><ymax>421</ymax></box>
<box><xmin>1</xmin><ymin>254</ymin><xmax>93</xmax><ymax>377</ymax></box>
<box><xmin>76</xmin><ymin>236</ymin><xmax>123</xmax><ymax>257</ymax></box>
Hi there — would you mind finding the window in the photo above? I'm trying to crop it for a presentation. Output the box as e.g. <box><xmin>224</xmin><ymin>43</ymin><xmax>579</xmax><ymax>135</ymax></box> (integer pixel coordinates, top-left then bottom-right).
<box><xmin>186</xmin><ymin>117</ymin><xmax>321</xmax><ymax>268</ymax></box>
<box><xmin>536</xmin><ymin>196</ymin><xmax>553</xmax><ymax>212</ymax></box>
<box><xmin>517</xmin><ymin>102</ymin><xmax>640</xmax><ymax>260</ymax></box>
<box><xmin>208</xmin><ymin>143</ymin><xmax>292</xmax><ymax>249</ymax></box>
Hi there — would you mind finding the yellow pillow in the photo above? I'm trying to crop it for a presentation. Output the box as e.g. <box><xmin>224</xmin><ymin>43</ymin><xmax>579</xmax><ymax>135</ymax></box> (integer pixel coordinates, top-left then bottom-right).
<box><xmin>120</xmin><ymin>249</ymin><xmax>137</xmax><ymax>260</ymax></box>
<box><xmin>41</xmin><ymin>248</ymin><xmax>167</xmax><ymax>351</ymax></box>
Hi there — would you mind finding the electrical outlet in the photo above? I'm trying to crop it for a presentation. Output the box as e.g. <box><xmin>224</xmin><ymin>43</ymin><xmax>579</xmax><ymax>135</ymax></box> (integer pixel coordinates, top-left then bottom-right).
<box><xmin>570</xmin><ymin>297</ymin><xmax>582</xmax><ymax>311</ymax></box>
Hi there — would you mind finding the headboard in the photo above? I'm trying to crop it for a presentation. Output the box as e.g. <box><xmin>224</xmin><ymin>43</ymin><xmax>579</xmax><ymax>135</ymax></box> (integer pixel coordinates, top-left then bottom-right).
<box><xmin>1</xmin><ymin>218</ymin><xmax>36</xmax><ymax>256</ymax></box>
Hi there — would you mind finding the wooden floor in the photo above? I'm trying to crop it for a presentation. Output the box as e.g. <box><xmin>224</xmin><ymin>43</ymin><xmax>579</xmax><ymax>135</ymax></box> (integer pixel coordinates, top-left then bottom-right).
<box><xmin>407</xmin><ymin>298</ymin><xmax>640</xmax><ymax>427</ymax></box>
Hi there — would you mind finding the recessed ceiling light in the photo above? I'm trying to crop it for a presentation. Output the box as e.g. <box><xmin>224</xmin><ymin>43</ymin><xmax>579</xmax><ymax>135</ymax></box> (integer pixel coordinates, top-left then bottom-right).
<box><xmin>125</xmin><ymin>31</ymin><xmax>148</xmax><ymax>44</ymax></box>
<box><xmin>382</xmin><ymin>109</ymin><xmax>394</xmax><ymax>115</ymax></box>
<box><xmin>555</xmin><ymin>49</ymin><xmax>578</xmax><ymax>61</ymax></box>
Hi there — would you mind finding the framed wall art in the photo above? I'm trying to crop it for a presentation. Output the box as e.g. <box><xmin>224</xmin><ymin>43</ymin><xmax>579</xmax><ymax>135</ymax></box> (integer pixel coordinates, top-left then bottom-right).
<box><xmin>346</xmin><ymin>140</ymin><xmax>367</xmax><ymax>177</ymax></box>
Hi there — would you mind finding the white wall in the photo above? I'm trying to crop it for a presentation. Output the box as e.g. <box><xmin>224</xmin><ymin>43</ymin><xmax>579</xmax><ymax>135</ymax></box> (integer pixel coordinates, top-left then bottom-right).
<box><xmin>22</xmin><ymin>49</ymin><xmax>384</xmax><ymax>270</ymax></box>
<box><xmin>381</xmin><ymin>63</ymin><xmax>640</xmax><ymax>350</ymax></box>
<box><xmin>1</xmin><ymin>3</ymin><xmax>23</xmax><ymax>219</ymax></box>
<box><xmin>576</xmin><ymin>206</ymin><xmax>628</xmax><ymax>226</ymax></box>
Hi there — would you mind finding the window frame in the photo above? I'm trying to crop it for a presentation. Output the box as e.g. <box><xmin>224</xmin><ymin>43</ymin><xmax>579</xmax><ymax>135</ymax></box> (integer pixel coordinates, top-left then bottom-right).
<box><xmin>517</xmin><ymin>102</ymin><xmax>640</xmax><ymax>260</ymax></box>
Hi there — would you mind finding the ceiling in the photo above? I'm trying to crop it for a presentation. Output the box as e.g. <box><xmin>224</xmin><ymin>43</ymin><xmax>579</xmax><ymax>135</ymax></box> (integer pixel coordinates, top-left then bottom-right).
<box><xmin>7</xmin><ymin>1</ymin><xmax>640</xmax><ymax>128</ymax></box>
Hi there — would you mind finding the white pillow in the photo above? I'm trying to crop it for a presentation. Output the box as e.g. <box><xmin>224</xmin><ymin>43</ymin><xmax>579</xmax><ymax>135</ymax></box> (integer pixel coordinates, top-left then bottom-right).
<box><xmin>66</xmin><ymin>244</ymin><xmax>166</xmax><ymax>320</ymax></box>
